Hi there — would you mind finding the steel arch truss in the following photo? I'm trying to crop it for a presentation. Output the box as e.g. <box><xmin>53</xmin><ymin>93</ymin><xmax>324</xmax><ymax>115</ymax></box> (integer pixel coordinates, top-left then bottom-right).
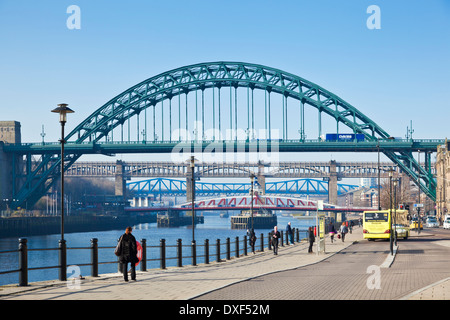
<box><xmin>127</xmin><ymin>178</ymin><xmax>360</xmax><ymax>197</ymax></box>
<box><xmin>11</xmin><ymin>62</ymin><xmax>436</xmax><ymax>208</ymax></box>
<box><xmin>67</xmin><ymin>61</ymin><xmax>392</xmax><ymax>143</ymax></box>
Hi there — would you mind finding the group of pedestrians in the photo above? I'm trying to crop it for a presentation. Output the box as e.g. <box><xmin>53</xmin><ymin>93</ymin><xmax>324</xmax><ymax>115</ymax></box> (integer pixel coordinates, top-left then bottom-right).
<box><xmin>307</xmin><ymin>221</ymin><xmax>352</xmax><ymax>253</ymax></box>
<box><xmin>248</xmin><ymin>220</ymin><xmax>356</xmax><ymax>256</ymax></box>
<box><xmin>247</xmin><ymin>222</ymin><xmax>296</xmax><ymax>256</ymax></box>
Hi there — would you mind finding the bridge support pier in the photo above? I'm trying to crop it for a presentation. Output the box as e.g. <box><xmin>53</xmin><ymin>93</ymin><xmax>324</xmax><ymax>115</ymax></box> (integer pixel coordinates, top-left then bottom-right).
<box><xmin>328</xmin><ymin>160</ymin><xmax>338</xmax><ymax>205</ymax></box>
<box><xmin>256</xmin><ymin>162</ymin><xmax>266</xmax><ymax>195</ymax></box>
<box><xmin>115</xmin><ymin>160</ymin><xmax>126</xmax><ymax>199</ymax></box>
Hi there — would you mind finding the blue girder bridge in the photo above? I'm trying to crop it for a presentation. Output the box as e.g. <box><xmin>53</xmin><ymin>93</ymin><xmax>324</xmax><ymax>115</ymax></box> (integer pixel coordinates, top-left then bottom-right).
<box><xmin>127</xmin><ymin>177</ymin><xmax>360</xmax><ymax>197</ymax></box>
<box><xmin>1</xmin><ymin>62</ymin><xmax>442</xmax><ymax>209</ymax></box>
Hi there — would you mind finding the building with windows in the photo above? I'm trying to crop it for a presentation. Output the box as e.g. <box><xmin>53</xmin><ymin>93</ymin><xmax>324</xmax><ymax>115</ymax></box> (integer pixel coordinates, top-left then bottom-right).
<box><xmin>436</xmin><ymin>140</ymin><xmax>450</xmax><ymax>222</ymax></box>
<box><xmin>338</xmin><ymin>187</ymin><xmax>379</xmax><ymax>209</ymax></box>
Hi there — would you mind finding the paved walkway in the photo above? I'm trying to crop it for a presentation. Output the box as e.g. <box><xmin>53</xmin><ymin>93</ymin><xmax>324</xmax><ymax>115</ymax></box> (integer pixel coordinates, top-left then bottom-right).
<box><xmin>0</xmin><ymin>228</ymin><xmax>449</xmax><ymax>300</ymax></box>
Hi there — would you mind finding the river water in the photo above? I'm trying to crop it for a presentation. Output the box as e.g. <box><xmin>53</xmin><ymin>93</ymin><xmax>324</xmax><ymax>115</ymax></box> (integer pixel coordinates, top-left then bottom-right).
<box><xmin>0</xmin><ymin>213</ymin><xmax>315</xmax><ymax>286</ymax></box>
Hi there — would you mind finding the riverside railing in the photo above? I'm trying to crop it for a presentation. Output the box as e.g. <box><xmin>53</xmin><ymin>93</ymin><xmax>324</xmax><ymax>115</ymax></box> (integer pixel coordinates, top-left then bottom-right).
<box><xmin>0</xmin><ymin>228</ymin><xmax>308</xmax><ymax>287</ymax></box>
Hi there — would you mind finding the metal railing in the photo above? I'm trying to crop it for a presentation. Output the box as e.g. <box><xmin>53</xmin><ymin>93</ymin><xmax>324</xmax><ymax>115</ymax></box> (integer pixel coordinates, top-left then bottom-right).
<box><xmin>0</xmin><ymin>228</ymin><xmax>308</xmax><ymax>287</ymax></box>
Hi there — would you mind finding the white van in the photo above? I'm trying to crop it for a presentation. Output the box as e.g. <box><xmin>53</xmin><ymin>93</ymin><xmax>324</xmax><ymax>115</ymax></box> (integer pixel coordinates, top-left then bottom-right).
<box><xmin>444</xmin><ymin>217</ymin><xmax>450</xmax><ymax>230</ymax></box>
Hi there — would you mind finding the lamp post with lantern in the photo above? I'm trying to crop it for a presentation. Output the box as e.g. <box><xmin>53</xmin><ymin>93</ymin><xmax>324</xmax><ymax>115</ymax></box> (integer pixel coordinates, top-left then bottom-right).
<box><xmin>51</xmin><ymin>103</ymin><xmax>74</xmax><ymax>281</ymax></box>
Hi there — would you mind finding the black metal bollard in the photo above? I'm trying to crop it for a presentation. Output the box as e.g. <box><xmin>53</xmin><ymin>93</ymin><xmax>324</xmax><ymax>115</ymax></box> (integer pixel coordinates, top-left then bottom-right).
<box><xmin>18</xmin><ymin>238</ymin><xmax>28</xmax><ymax>286</ymax></box>
<box><xmin>235</xmin><ymin>236</ymin><xmax>239</xmax><ymax>258</ymax></box>
<box><xmin>91</xmin><ymin>238</ymin><xmax>98</xmax><ymax>277</ymax></box>
<box><xmin>226</xmin><ymin>237</ymin><xmax>231</xmax><ymax>260</ymax></box>
<box><xmin>177</xmin><ymin>239</ymin><xmax>183</xmax><ymax>267</ymax></box>
<box><xmin>260</xmin><ymin>233</ymin><xmax>264</xmax><ymax>252</ymax></box>
<box><xmin>296</xmin><ymin>228</ymin><xmax>300</xmax><ymax>242</ymax></box>
<box><xmin>268</xmin><ymin>232</ymin><xmax>272</xmax><ymax>251</ymax></box>
<box><xmin>59</xmin><ymin>239</ymin><xmax>67</xmax><ymax>281</ymax></box>
<box><xmin>281</xmin><ymin>231</ymin><xmax>284</xmax><ymax>246</ymax></box>
<box><xmin>216</xmin><ymin>239</ymin><xmax>221</xmax><ymax>262</ymax></box>
<box><xmin>140</xmin><ymin>239</ymin><xmax>147</xmax><ymax>271</ymax></box>
<box><xmin>192</xmin><ymin>240</ymin><xmax>197</xmax><ymax>266</ymax></box>
<box><xmin>204</xmin><ymin>239</ymin><xmax>209</xmax><ymax>264</ymax></box>
<box><xmin>243</xmin><ymin>235</ymin><xmax>248</xmax><ymax>256</ymax></box>
<box><xmin>160</xmin><ymin>239</ymin><xmax>166</xmax><ymax>269</ymax></box>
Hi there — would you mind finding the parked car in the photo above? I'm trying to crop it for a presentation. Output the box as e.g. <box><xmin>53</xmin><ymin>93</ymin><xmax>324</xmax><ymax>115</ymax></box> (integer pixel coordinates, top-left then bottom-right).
<box><xmin>393</xmin><ymin>224</ymin><xmax>410</xmax><ymax>240</ymax></box>
<box><xmin>426</xmin><ymin>216</ymin><xmax>439</xmax><ymax>228</ymax></box>
<box><xmin>444</xmin><ymin>218</ymin><xmax>450</xmax><ymax>230</ymax></box>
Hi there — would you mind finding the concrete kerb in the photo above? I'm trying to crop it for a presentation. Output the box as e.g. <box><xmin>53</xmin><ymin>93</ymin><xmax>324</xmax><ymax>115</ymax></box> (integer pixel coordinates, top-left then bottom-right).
<box><xmin>379</xmin><ymin>244</ymin><xmax>398</xmax><ymax>268</ymax></box>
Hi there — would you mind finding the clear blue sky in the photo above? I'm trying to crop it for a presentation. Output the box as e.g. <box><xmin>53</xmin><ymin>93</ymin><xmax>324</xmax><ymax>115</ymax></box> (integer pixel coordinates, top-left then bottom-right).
<box><xmin>0</xmin><ymin>0</ymin><xmax>449</xmax><ymax>163</ymax></box>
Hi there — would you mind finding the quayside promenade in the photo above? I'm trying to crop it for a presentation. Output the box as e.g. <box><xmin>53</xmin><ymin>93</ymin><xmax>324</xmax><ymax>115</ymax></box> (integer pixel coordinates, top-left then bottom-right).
<box><xmin>1</xmin><ymin>228</ymin><xmax>450</xmax><ymax>300</ymax></box>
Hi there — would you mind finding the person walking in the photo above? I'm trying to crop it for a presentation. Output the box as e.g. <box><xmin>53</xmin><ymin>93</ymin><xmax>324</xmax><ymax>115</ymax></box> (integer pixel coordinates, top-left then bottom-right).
<box><xmin>329</xmin><ymin>222</ymin><xmax>336</xmax><ymax>243</ymax></box>
<box><xmin>308</xmin><ymin>226</ymin><xmax>315</xmax><ymax>253</ymax></box>
<box><xmin>116</xmin><ymin>226</ymin><xmax>138</xmax><ymax>282</ymax></box>
<box><xmin>272</xmin><ymin>226</ymin><xmax>281</xmax><ymax>255</ymax></box>
<box><xmin>286</xmin><ymin>222</ymin><xmax>294</xmax><ymax>245</ymax></box>
<box><xmin>247</xmin><ymin>228</ymin><xmax>257</xmax><ymax>254</ymax></box>
<box><xmin>339</xmin><ymin>222</ymin><xmax>349</xmax><ymax>242</ymax></box>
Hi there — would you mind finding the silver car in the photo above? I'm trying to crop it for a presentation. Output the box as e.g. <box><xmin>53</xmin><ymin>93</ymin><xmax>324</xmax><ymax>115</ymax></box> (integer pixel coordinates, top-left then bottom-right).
<box><xmin>426</xmin><ymin>217</ymin><xmax>439</xmax><ymax>228</ymax></box>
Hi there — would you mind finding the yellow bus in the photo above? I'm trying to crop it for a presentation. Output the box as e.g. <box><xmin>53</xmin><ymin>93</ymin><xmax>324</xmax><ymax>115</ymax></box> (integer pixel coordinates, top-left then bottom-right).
<box><xmin>363</xmin><ymin>211</ymin><xmax>391</xmax><ymax>240</ymax></box>
<box><xmin>363</xmin><ymin>210</ymin><xmax>409</xmax><ymax>240</ymax></box>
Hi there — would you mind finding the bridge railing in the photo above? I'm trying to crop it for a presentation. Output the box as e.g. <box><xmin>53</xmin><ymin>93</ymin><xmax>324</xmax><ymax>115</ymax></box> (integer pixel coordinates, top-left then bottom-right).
<box><xmin>0</xmin><ymin>229</ymin><xmax>310</xmax><ymax>287</ymax></box>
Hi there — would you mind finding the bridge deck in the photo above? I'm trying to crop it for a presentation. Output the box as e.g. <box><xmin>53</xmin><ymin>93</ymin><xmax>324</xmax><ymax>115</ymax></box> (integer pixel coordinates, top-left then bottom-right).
<box><xmin>4</xmin><ymin>139</ymin><xmax>443</xmax><ymax>154</ymax></box>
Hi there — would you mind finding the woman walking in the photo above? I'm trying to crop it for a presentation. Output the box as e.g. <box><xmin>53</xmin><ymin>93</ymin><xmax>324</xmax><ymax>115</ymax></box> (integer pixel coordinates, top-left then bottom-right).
<box><xmin>339</xmin><ymin>222</ymin><xmax>349</xmax><ymax>242</ymax></box>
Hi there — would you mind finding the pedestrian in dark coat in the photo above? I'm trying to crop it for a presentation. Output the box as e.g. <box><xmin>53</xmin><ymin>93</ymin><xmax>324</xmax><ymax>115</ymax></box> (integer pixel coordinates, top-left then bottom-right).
<box><xmin>286</xmin><ymin>222</ymin><xmax>294</xmax><ymax>245</ymax></box>
<box><xmin>247</xmin><ymin>228</ymin><xmax>257</xmax><ymax>254</ymax></box>
<box><xmin>272</xmin><ymin>226</ymin><xmax>281</xmax><ymax>255</ymax></box>
<box><xmin>117</xmin><ymin>226</ymin><xmax>138</xmax><ymax>282</ymax></box>
<box><xmin>329</xmin><ymin>222</ymin><xmax>336</xmax><ymax>243</ymax></box>
<box><xmin>308</xmin><ymin>226</ymin><xmax>315</xmax><ymax>253</ymax></box>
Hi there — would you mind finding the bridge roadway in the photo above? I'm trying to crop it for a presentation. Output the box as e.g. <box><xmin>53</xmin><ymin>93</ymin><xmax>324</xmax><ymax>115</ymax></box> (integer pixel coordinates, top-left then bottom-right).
<box><xmin>1</xmin><ymin>228</ymin><xmax>450</xmax><ymax>302</ymax></box>
<box><xmin>64</xmin><ymin>160</ymin><xmax>426</xmax><ymax>178</ymax></box>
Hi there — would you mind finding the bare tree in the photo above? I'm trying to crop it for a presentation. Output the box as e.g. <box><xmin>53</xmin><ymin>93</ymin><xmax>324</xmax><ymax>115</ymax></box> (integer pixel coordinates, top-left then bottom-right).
<box><xmin>379</xmin><ymin>177</ymin><xmax>411</xmax><ymax>210</ymax></box>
